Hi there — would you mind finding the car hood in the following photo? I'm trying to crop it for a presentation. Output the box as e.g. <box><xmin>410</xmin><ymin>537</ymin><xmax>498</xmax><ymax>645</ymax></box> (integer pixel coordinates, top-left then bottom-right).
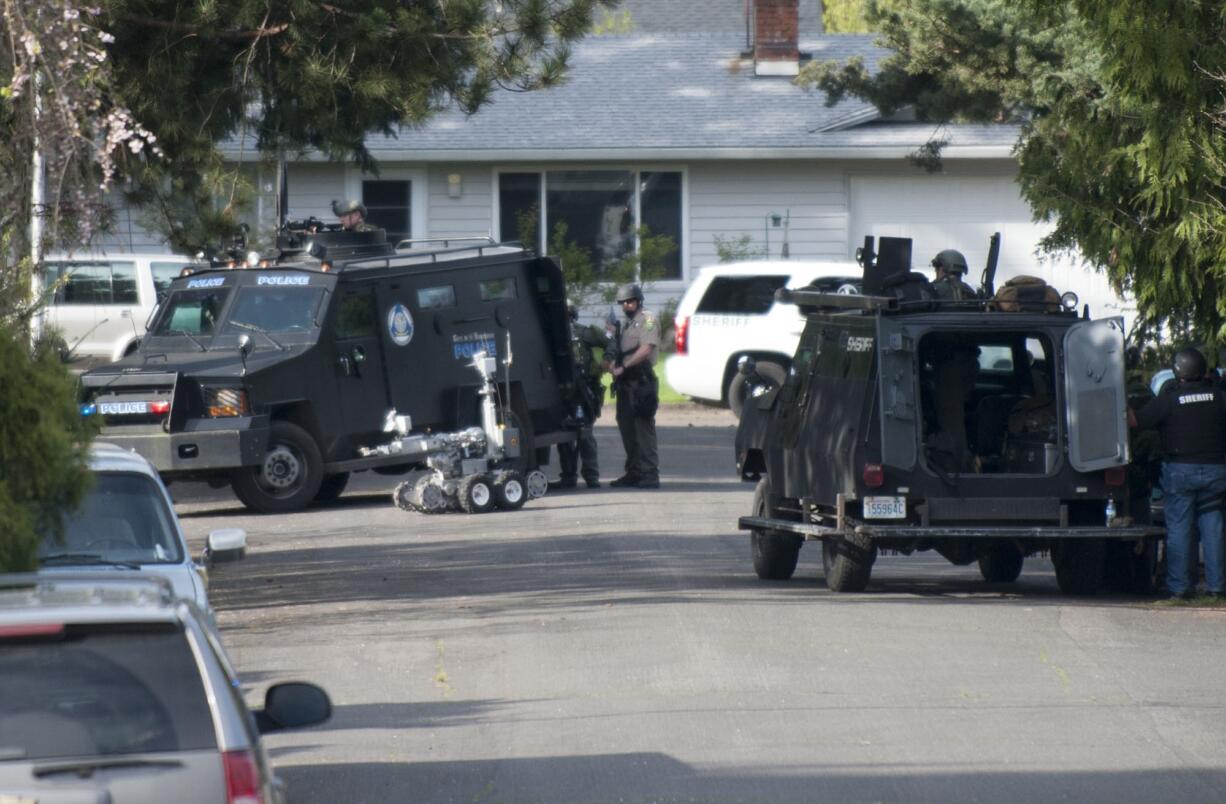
<box><xmin>91</xmin><ymin>345</ymin><xmax>308</xmax><ymax>380</ymax></box>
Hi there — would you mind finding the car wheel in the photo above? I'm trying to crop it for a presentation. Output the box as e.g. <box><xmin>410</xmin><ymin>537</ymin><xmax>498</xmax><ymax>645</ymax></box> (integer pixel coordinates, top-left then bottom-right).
<box><xmin>230</xmin><ymin>421</ymin><xmax>324</xmax><ymax>513</ymax></box>
<box><xmin>1052</xmin><ymin>539</ymin><xmax>1105</xmax><ymax>596</ymax></box>
<box><xmin>749</xmin><ymin>478</ymin><xmax>801</xmax><ymax>580</ymax></box>
<box><xmin>728</xmin><ymin>359</ymin><xmax>786</xmax><ymax>418</ymax></box>
<box><xmin>313</xmin><ymin>472</ymin><xmax>350</xmax><ymax>504</ymax></box>
<box><xmin>821</xmin><ymin>534</ymin><xmax>875</xmax><ymax>593</ymax></box>
<box><xmin>978</xmin><ymin>543</ymin><xmax>1024</xmax><ymax>583</ymax></box>
<box><xmin>494</xmin><ymin>471</ymin><xmax>528</xmax><ymax>511</ymax></box>
<box><xmin>458</xmin><ymin>474</ymin><xmax>496</xmax><ymax>514</ymax></box>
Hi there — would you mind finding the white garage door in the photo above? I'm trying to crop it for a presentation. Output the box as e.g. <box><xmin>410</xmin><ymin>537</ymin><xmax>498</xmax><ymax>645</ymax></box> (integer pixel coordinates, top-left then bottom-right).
<box><xmin>849</xmin><ymin>173</ymin><xmax>1131</xmax><ymax>323</ymax></box>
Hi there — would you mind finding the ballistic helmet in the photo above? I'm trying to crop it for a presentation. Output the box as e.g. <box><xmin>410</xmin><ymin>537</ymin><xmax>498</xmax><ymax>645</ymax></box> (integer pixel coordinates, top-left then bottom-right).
<box><xmin>616</xmin><ymin>283</ymin><xmax>644</xmax><ymax>303</ymax></box>
<box><xmin>331</xmin><ymin>198</ymin><xmax>367</xmax><ymax>218</ymax></box>
<box><xmin>1173</xmin><ymin>347</ymin><xmax>1208</xmax><ymax>382</ymax></box>
<box><xmin>932</xmin><ymin>249</ymin><xmax>969</xmax><ymax>275</ymax></box>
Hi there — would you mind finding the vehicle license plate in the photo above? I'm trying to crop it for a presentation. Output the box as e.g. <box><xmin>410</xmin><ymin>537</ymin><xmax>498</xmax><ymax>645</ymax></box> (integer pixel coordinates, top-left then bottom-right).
<box><xmin>100</xmin><ymin>401</ymin><xmax>149</xmax><ymax>415</ymax></box>
<box><xmin>864</xmin><ymin>496</ymin><xmax>906</xmax><ymax>519</ymax></box>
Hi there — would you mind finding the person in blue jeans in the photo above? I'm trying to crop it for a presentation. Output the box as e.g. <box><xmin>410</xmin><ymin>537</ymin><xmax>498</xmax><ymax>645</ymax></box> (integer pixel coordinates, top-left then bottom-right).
<box><xmin>1130</xmin><ymin>347</ymin><xmax>1226</xmax><ymax>599</ymax></box>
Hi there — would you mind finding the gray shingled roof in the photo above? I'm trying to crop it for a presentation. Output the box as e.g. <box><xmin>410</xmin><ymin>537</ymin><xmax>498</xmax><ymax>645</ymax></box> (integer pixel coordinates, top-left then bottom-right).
<box><xmin>611</xmin><ymin>0</ymin><xmax>823</xmax><ymax>35</ymax></box>
<box><xmin>227</xmin><ymin>32</ymin><xmax>1018</xmax><ymax>160</ymax></box>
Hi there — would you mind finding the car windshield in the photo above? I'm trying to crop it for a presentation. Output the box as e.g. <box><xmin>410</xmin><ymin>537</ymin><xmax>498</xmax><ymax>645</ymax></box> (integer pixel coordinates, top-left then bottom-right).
<box><xmin>220</xmin><ymin>285</ymin><xmax>326</xmax><ymax>334</ymax></box>
<box><xmin>152</xmin><ymin>287</ymin><xmax>231</xmax><ymax>337</ymax></box>
<box><xmin>0</xmin><ymin>623</ymin><xmax>216</xmax><ymax>760</ymax></box>
<box><xmin>40</xmin><ymin>472</ymin><xmax>184</xmax><ymax>565</ymax></box>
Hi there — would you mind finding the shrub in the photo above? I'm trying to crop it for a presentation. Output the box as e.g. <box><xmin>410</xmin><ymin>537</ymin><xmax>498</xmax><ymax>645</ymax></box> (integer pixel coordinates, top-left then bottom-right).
<box><xmin>0</xmin><ymin>326</ymin><xmax>97</xmax><ymax>572</ymax></box>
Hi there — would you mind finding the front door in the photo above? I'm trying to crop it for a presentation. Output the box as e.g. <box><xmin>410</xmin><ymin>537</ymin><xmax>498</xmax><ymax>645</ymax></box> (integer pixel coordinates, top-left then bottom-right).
<box><xmin>331</xmin><ymin>285</ymin><xmax>392</xmax><ymax>448</ymax></box>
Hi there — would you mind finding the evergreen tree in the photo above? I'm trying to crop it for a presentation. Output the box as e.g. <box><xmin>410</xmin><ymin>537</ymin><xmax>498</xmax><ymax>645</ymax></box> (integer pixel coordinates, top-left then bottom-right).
<box><xmin>103</xmin><ymin>0</ymin><xmax>619</xmax><ymax>252</ymax></box>
<box><xmin>800</xmin><ymin>0</ymin><xmax>1226</xmax><ymax>342</ymax></box>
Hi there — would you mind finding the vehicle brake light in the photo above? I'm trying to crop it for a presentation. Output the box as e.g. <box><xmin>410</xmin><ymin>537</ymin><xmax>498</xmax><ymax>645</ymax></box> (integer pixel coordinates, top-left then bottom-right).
<box><xmin>0</xmin><ymin>623</ymin><xmax>65</xmax><ymax>638</ymax></box>
<box><xmin>1104</xmin><ymin>466</ymin><xmax>1126</xmax><ymax>487</ymax></box>
<box><xmin>863</xmin><ymin>463</ymin><xmax>884</xmax><ymax>488</ymax></box>
<box><xmin>674</xmin><ymin>316</ymin><xmax>689</xmax><ymax>354</ymax></box>
<box><xmin>150</xmin><ymin>400</ymin><xmax>171</xmax><ymax>416</ymax></box>
<box><xmin>222</xmin><ymin>749</ymin><xmax>263</xmax><ymax>804</ymax></box>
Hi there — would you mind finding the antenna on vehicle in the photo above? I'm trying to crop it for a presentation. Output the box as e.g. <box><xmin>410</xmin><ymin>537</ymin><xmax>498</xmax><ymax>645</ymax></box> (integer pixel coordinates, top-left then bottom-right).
<box><xmin>981</xmin><ymin>231</ymin><xmax>1001</xmax><ymax>297</ymax></box>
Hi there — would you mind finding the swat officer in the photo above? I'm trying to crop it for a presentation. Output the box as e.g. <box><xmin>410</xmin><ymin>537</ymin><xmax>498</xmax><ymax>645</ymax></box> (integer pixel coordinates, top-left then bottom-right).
<box><xmin>604</xmin><ymin>283</ymin><xmax>660</xmax><ymax>488</ymax></box>
<box><xmin>930</xmin><ymin>249</ymin><xmax>978</xmax><ymax>301</ymax></box>
<box><xmin>332</xmin><ymin>199</ymin><xmax>376</xmax><ymax>232</ymax></box>
<box><xmin>553</xmin><ymin>304</ymin><xmax>606</xmax><ymax>490</ymax></box>
<box><xmin>1129</xmin><ymin>347</ymin><xmax>1226</xmax><ymax>599</ymax></box>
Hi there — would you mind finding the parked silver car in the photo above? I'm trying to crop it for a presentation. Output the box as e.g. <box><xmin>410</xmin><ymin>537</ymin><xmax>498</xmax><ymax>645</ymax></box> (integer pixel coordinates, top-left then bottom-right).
<box><xmin>0</xmin><ymin>575</ymin><xmax>330</xmax><ymax>803</ymax></box>
<box><xmin>39</xmin><ymin>442</ymin><xmax>246</xmax><ymax>613</ymax></box>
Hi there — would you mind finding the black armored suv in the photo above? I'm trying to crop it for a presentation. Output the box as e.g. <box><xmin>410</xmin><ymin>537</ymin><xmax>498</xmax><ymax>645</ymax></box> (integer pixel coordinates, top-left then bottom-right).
<box><xmin>80</xmin><ymin>226</ymin><xmax>577</xmax><ymax>512</ymax></box>
<box><xmin>735</xmin><ymin>236</ymin><xmax>1160</xmax><ymax>596</ymax></box>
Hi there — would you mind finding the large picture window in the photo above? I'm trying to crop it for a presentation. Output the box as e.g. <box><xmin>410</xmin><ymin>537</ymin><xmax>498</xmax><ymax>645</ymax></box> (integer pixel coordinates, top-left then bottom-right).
<box><xmin>498</xmin><ymin>169</ymin><xmax>683</xmax><ymax>279</ymax></box>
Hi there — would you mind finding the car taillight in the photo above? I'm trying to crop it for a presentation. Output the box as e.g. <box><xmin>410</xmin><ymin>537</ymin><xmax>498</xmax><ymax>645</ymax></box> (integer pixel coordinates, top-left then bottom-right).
<box><xmin>862</xmin><ymin>462</ymin><xmax>884</xmax><ymax>488</ymax></box>
<box><xmin>206</xmin><ymin>388</ymin><xmax>250</xmax><ymax>418</ymax></box>
<box><xmin>150</xmin><ymin>400</ymin><xmax>171</xmax><ymax>416</ymax></box>
<box><xmin>223</xmin><ymin>749</ymin><xmax>263</xmax><ymax>804</ymax></box>
<box><xmin>1104</xmin><ymin>466</ymin><xmax>1126</xmax><ymax>487</ymax></box>
<box><xmin>674</xmin><ymin>316</ymin><xmax>689</xmax><ymax>355</ymax></box>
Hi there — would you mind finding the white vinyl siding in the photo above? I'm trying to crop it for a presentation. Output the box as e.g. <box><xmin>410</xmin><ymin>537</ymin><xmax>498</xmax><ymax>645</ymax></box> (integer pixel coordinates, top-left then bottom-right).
<box><xmin>426</xmin><ymin>166</ymin><xmax>494</xmax><ymax>240</ymax></box>
<box><xmin>686</xmin><ymin>162</ymin><xmax>849</xmax><ymax>271</ymax></box>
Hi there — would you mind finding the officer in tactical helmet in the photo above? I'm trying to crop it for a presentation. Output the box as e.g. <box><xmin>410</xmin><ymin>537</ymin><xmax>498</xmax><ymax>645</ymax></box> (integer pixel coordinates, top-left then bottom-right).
<box><xmin>332</xmin><ymin>199</ymin><xmax>376</xmax><ymax>232</ymax></box>
<box><xmin>930</xmin><ymin>249</ymin><xmax>978</xmax><ymax>301</ymax></box>
<box><xmin>552</xmin><ymin>302</ymin><xmax>606</xmax><ymax>490</ymax></box>
<box><xmin>1130</xmin><ymin>346</ymin><xmax>1226</xmax><ymax>599</ymax></box>
<box><xmin>604</xmin><ymin>282</ymin><xmax>661</xmax><ymax>488</ymax></box>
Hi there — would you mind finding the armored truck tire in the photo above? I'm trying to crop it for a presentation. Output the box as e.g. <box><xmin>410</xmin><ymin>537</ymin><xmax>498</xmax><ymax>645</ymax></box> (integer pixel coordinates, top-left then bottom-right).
<box><xmin>728</xmin><ymin>359</ymin><xmax>786</xmax><ymax>419</ymax></box>
<box><xmin>821</xmin><ymin>535</ymin><xmax>875</xmax><ymax>593</ymax></box>
<box><xmin>230</xmin><ymin>421</ymin><xmax>324</xmax><ymax>513</ymax></box>
<box><xmin>977</xmin><ymin>544</ymin><xmax>1025</xmax><ymax>584</ymax></box>
<box><xmin>314</xmin><ymin>472</ymin><xmax>351</xmax><ymax>504</ymax></box>
<box><xmin>1052</xmin><ymin>539</ymin><xmax>1106</xmax><ymax>596</ymax></box>
<box><xmin>749</xmin><ymin>478</ymin><xmax>802</xmax><ymax>580</ymax></box>
<box><xmin>458</xmin><ymin>474</ymin><xmax>497</xmax><ymax>514</ymax></box>
<box><xmin>494</xmin><ymin>471</ymin><xmax>528</xmax><ymax>511</ymax></box>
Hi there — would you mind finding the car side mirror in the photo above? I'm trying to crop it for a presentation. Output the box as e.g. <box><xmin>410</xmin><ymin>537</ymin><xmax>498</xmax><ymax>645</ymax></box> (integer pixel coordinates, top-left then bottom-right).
<box><xmin>256</xmin><ymin>682</ymin><xmax>332</xmax><ymax>733</ymax></box>
<box><xmin>204</xmin><ymin>528</ymin><xmax>247</xmax><ymax>565</ymax></box>
<box><xmin>737</xmin><ymin>355</ymin><xmax>757</xmax><ymax>377</ymax></box>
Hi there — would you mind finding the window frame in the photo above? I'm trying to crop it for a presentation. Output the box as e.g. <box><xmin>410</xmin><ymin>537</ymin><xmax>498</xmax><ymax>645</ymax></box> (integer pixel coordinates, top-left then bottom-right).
<box><xmin>344</xmin><ymin>166</ymin><xmax>427</xmax><ymax>246</ymax></box>
<box><xmin>492</xmin><ymin>165</ymin><xmax>689</xmax><ymax>282</ymax></box>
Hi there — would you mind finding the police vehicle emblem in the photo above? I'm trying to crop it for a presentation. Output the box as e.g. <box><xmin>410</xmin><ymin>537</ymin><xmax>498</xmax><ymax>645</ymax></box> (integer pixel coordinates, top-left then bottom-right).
<box><xmin>388</xmin><ymin>303</ymin><xmax>414</xmax><ymax>346</ymax></box>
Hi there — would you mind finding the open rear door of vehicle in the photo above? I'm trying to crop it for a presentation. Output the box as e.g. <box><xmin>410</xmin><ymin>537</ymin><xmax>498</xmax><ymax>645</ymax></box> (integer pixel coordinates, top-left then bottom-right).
<box><xmin>877</xmin><ymin>317</ymin><xmax>918</xmax><ymax>471</ymax></box>
<box><xmin>1063</xmin><ymin>316</ymin><xmax>1129</xmax><ymax>471</ymax></box>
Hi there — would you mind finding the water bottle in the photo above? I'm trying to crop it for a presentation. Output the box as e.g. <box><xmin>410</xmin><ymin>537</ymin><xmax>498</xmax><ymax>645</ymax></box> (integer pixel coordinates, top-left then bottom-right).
<box><xmin>1104</xmin><ymin>498</ymin><xmax>1116</xmax><ymax>527</ymax></box>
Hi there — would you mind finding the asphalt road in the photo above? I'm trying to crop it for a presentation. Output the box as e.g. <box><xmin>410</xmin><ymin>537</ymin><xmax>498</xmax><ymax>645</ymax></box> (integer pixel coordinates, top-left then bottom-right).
<box><xmin>173</xmin><ymin>405</ymin><xmax>1226</xmax><ymax>804</ymax></box>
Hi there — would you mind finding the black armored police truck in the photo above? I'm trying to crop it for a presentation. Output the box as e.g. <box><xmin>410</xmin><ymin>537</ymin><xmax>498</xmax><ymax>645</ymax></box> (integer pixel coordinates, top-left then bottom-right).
<box><xmin>735</xmin><ymin>235</ymin><xmax>1162</xmax><ymax>596</ymax></box>
<box><xmin>79</xmin><ymin>224</ymin><xmax>578</xmax><ymax>513</ymax></box>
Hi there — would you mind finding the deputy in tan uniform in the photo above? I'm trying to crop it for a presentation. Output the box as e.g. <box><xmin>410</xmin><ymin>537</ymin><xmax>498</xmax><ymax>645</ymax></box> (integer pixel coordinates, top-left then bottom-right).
<box><xmin>605</xmin><ymin>283</ymin><xmax>661</xmax><ymax>488</ymax></box>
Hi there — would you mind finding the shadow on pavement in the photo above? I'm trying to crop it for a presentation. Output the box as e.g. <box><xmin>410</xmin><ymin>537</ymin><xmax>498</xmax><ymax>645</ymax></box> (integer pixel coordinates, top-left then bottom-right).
<box><xmin>278</xmin><ymin>752</ymin><xmax>1226</xmax><ymax>804</ymax></box>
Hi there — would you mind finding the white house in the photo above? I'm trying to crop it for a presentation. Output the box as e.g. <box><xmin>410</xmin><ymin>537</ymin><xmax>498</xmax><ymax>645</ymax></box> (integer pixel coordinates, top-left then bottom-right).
<box><xmin>98</xmin><ymin>0</ymin><xmax>1126</xmax><ymax>322</ymax></box>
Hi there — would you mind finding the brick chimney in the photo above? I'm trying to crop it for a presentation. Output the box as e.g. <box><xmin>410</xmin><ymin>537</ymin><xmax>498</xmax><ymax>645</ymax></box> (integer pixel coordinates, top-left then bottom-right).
<box><xmin>753</xmin><ymin>0</ymin><xmax>800</xmax><ymax>76</ymax></box>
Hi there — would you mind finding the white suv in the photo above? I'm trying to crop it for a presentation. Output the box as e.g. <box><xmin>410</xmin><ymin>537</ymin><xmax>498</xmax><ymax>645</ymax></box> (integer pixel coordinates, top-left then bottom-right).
<box><xmin>665</xmin><ymin>260</ymin><xmax>860</xmax><ymax>414</ymax></box>
<box><xmin>40</xmin><ymin>253</ymin><xmax>196</xmax><ymax>365</ymax></box>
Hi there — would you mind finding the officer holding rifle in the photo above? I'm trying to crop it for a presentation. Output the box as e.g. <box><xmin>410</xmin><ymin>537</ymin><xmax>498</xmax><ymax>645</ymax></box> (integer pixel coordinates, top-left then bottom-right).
<box><xmin>604</xmin><ymin>283</ymin><xmax>660</xmax><ymax>489</ymax></box>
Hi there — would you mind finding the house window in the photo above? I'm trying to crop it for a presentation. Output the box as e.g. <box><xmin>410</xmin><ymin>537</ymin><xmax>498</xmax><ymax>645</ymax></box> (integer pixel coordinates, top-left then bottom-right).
<box><xmin>363</xmin><ymin>180</ymin><xmax>410</xmax><ymax>242</ymax></box>
<box><xmin>497</xmin><ymin>169</ymin><xmax>683</xmax><ymax>279</ymax></box>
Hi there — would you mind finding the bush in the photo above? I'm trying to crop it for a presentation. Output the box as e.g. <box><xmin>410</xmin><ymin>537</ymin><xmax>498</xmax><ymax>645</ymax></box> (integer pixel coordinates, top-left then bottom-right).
<box><xmin>0</xmin><ymin>326</ymin><xmax>96</xmax><ymax>572</ymax></box>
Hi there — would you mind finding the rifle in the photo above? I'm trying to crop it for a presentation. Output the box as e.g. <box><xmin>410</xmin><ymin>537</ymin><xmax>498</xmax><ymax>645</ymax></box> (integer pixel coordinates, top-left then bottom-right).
<box><xmin>605</xmin><ymin>310</ymin><xmax>623</xmax><ymax>398</ymax></box>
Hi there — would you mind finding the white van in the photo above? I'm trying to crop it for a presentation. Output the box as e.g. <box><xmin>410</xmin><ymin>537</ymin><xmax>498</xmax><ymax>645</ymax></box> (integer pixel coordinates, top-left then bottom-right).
<box><xmin>665</xmin><ymin>260</ymin><xmax>861</xmax><ymax>414</ymax></box>
<box><xmin>40</xmin><ymin>253</ymin><xmax>195</xmax><ymax>364</ymax></box>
